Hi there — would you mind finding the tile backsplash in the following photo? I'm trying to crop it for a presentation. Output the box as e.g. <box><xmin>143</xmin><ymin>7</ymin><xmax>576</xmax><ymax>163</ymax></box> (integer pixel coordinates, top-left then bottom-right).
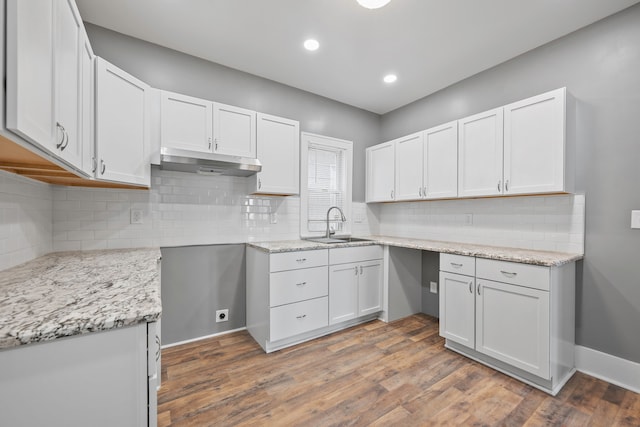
<box><xmin>52</xmin><ymin>167</ymin><xmax>376</xmax><ymax>251</ymax></box>
<box><xmin>375</xmin><ymin>194</ymin><xmax>585</xmax><ymax>253</ymax></box>
<box><xmin>0</xmin><ymin>170</ymin><xmax>53</xmax><ymax>270</ymax></box>
<box><xmin>1</xmin><ymin>165</ymin><xmax>583</xmax><ymax>270</ymax></box>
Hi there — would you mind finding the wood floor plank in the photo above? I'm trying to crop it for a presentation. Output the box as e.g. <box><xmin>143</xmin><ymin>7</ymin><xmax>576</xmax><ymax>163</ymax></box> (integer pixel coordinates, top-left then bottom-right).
<box><xmin>157</xmin><ymin>314</ymin><xmax>639</xmax><ymax>426</ymax></box>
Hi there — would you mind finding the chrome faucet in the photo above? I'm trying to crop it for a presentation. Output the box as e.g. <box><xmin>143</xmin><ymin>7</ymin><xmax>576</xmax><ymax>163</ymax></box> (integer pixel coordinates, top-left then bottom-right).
<box><xmin>325</xmin><ymin>206</ymin><xmax>346</xmax><ymax>238</ymax></box>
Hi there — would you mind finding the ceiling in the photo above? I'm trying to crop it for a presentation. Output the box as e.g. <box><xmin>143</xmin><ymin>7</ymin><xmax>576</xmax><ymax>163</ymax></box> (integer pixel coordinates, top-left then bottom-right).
<box><xmin>76</xmin><ymin>0</ymin><xmax>639</xmax><ymax>114</ymax></box>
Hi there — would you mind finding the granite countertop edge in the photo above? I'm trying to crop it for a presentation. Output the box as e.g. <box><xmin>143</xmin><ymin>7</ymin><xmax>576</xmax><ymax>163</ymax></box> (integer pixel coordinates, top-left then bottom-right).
<box><xmin>0</xmin><ymin>248</ymin><xmax>162</xmax><ymax>351</ymax></box>
<box><xmin>247</xmin><ymin>236</ymin><xmax>583</xmax><ymax>267</ymax></box>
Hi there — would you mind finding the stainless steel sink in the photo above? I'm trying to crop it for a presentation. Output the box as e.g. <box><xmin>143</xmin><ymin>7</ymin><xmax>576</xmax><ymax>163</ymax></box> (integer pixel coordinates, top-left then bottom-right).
<box><xmin>305</xmin><ymin>237</ymin><xmax>373</xmax><ymax>244</ymax></box>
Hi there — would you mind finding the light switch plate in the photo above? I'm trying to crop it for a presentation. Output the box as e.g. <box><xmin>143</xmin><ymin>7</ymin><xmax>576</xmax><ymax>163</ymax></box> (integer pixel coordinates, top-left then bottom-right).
<box><xmin>430</xmin><ymin>281</ymin><xmax>438</xmax><ymax>294</ymax></box>
<box><xmin>632</xmin><ymin>210</ymin><xmax>640</xmax><ymax>229</ymax></box>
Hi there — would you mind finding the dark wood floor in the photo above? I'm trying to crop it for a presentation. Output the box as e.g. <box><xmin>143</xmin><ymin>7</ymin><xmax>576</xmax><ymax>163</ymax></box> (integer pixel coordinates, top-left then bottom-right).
<box><xmin>158</xmin><ymin>314</ymin><xmax>639</xmax><ymax>426</ymax></box>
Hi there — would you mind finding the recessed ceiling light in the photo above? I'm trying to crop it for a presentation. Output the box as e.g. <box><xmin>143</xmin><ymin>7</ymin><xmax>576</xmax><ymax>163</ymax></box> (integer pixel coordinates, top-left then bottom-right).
<box><xmin>303</xmin><ymin>39</ymin><xmax>320</xmax><ymax>51</ymax></box>
<box><xmin>357</xmin><ymin>0</ymin><xmax>391</xmax><ymax>9</ymax></box>
<box><xmin>383</xmin><ymin>74</ymin><xmax>397</xmax><ymax>84</ymax></box>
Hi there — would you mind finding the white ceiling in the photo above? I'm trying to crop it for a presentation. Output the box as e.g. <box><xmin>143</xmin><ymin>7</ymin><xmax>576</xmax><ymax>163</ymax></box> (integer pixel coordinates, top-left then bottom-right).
<box><xmin>76</xmin><ymin>0</ymin><xmax>639</xmax><ymax>114</ymax></box>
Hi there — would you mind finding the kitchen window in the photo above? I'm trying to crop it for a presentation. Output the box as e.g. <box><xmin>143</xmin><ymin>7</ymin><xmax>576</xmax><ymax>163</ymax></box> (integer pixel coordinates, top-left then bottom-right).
<box><xmin>300</xmin><ymin>133</ymin><xmax>353</xmax><ymax>238</ymax></box>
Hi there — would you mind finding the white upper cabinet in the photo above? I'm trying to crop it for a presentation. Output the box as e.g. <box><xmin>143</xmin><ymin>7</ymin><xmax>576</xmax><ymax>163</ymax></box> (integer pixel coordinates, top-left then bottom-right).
<box><xmin>160</xmin><ymin>91</ymin><xmax>213</xmax><ymax>153</ymax></box>
<box><xmin>6</xmin><ymin>0</ymin><xmax>88</xmax><ymax>174</ymax></box>
<box><xmin>94</xmin><ymin>58</ymin><xmax>150</xmax><ymax>187</ymax></box>
<box><xmin>423</xmin><ymin>121</ymin><xmax>458</xmax><ymax>199</ymax></box>
<box><xmin>394</xmin><ymin>132</ymin><xmax>424</xmax><ymax>201</ymax></box>
<box><xmin>79</xmin><ymin>28</ymin><xmax>95</xmax><ymax>176</ymax></box>
<box><xmin>366</xmin><ymin>141</ymin><xmax>395</xmax><ymax>202</ymax></box>
<box><xmin>6</xmin><ymin>0</ymin><xmax>56</xmax><ymax>151</ymax></box>
<box><xmin>250</xmin><ymin>113</ymin><xmax>300</xmax><ymax>195</ymax></box>
<box><xmin>458</xmin><ymin>108</ymin><xmax>504</xmax><ymax>198</ymax></box>
<box><xmin>504</xmin><ymin>88</ymin><xmax>570</xmax><ymax>195</ymax></box>
<box><xmin>213</xmin><ymin>103</ymin><xmax>256</xmax><ymax>158</ymax></box>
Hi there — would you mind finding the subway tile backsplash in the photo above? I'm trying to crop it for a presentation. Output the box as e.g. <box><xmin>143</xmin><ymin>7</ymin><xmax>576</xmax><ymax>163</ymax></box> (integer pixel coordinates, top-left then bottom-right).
<box><xmin>375</xmin><ymin>194</ymin><xmax>585</xmax><ymax>253</ymax></box>
<box><xmin>52</xmin><ymin>167</ymin><xmax>377</xmax><ymax>251</ymax></box>
<box><xmin>0</xmin><ymin>171</ymin><xmax>53</xmax><ymax>270</ymax></box>
<box><xmin>3</xmin><ymin>166</ymin><xmax>584</xmax><ymax>270</ymax></box>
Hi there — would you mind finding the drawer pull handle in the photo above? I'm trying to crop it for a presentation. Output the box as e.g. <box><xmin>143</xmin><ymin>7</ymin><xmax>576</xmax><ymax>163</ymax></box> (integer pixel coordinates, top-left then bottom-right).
<box><xmin>500</xmin><ymin>270</ymin><xmax>518</xmax><ymax>277</ymax></box>
<box><xmin>469</xmin><ymin>281</ymin><xmax>473</xmax><ymax>293</ymax></box>
<box><xmin>450</xmin><ymin>262</ymin><xmax>463</xmax><ymax>268</ymax></box>
<box><xmin>296</xmin><ymin>282</ymin><xmax>307</xmax><ymax>286</ymax></box>
<box><xmin>296</xmin><ymin>314</ymin><xmax>307</xmax><ymax>319</ymax></box>
<box><xmin>477</xmin><ymin>284</ymin><xmax>481</xmax><ymax>295</ymax></box>
<box><xmin>296</xmin><ymin>258</ymin><xmax>307</xmax><ymax>263</ymax></box>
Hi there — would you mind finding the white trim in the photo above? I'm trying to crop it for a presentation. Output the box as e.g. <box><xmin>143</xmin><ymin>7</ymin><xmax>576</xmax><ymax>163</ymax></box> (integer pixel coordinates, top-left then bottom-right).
<box><xmin>300</xmin><ymin>132</ymin><xmax>353</xmax><ymax>239</ymax></box>
<box><xmin>160</xmin><ymin>327</ymin><xmax>247</xmax><ymax>349</ymax></box>
<box><xmin>575</xmin><ymin>345</ymin><xmax>640</xmax><ymax>394</ymax></box>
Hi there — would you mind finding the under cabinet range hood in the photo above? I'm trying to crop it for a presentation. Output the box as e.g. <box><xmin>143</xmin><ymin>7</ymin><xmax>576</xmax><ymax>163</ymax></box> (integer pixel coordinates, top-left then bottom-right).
<box><xmin>160</xmin><ymin>147</ymin><xmax>261</xmax><ymax>177</ymax></box>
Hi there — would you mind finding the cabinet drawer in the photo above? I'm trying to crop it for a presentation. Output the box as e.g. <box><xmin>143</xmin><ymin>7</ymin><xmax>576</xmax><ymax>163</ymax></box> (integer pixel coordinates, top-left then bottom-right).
<box><xmin>329</xmin><ymin>245</ymin><xmax>383</xmax><ymax>265</ymax></box>
<box><xmin>270</xmin><ymin>249</ymin><xmax>328</xmax><ymax>272</ymax></box>
<box><xmin>270</xmin><ymin>297</ymin><xmax>328</xmax><ymax>342</ymax></box>
<box><xmin>476</xmin><ymin>258</ymin><xmax>550</xmax><ymax>291</ymax></box>
<box><xmin>270</xmin><ymin>266</ymin><xmax>328</xmax><ymax>307</ymax></box>
<box><xmin>440</xmin><ymin>253</ymin><xmax>475</xmax><ymax>276</ymax></box>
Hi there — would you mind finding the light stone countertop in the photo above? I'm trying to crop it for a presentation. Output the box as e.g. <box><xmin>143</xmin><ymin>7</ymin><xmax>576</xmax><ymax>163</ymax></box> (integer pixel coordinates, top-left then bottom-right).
<box><xmin>0</xmin><ymin>248</ymin><xmax>162</xmax><ymax>350</ymax></box>
<box><xmin>248</xmin><ymin>235</ymin><xmax>583</xmax><ymax>267</ymax></box>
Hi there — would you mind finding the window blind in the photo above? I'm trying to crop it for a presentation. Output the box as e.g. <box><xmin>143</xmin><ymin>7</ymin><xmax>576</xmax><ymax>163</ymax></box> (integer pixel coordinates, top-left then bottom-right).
<box><xmin>307</xmin><ymin>144</ymin><xmax>346</xmax><ymax>233</ymax></box>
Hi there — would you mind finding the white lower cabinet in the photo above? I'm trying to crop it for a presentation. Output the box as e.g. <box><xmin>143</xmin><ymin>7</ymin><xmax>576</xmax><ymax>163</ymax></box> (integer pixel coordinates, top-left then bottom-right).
<box><xmin>439</xmin><ymin>254</ymin><xmax>575</xmax><ymax>395</ymax></box>
<box><xmin>0</xmin><ymin>321</ymin><xmax>159</xmax><ymax>427</ymax></box>
<box><xmin>247</xmin><ymin>245</ymin><xmax>383</xmax><ymax>353</ymax></box>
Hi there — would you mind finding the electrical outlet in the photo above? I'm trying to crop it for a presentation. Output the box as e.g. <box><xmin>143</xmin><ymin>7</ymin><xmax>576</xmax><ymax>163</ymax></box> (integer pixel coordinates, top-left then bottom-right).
<box><xmin>464</xmin><ymin>214</ymin><xmax>473</xmax><ymax>225</ymax></box>
<box><xmin>430</xmin><ymin>281</ymin><xmax>438</xmax><ymax>294</ymax></box>
<box><xmin>270</xmin><ymin>213</ymin><xmax>278</xmax><ymax>224</ymax></box>
<box><xmin>632</xmin><ymin>210</ymin><xmax>640</xmax><ymax>229</ymax></box>
<box><xmin>130</xmin><ymin>209</ymin><xmax>143</xmax><ymax>224</ymax></box>
<box><xmin>216</xmin><ymin>309</ymin><xmax>229</xmax><ymax>323</ymax></box>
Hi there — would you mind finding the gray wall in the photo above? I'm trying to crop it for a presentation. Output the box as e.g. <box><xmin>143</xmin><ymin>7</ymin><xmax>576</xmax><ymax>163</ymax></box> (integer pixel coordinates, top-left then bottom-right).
<box><xmin>160</xmin><ymin>245</ymin><xmax>246</xmax><ymax>345</ymax></box>
<box><xmin>421</xmin><ymin>251</ymin><xmax>440</xmax><ymax>318</ymax></box>
<box><xmin>85</xmin><ymin>23</ymin><xmax>380</xmax><ymax>202</ymax></box>
<box><xmin>381</xmin><ymin>5</ymin><xmax>640</xmax><ymax>362</ymax></box>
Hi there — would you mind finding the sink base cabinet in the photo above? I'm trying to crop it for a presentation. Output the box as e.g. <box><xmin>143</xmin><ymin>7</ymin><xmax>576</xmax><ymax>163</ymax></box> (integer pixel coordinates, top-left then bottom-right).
<box><xmin>0</xmin><ymin>322</ymin><xmax>160</xmax><ymax>427</ymax></box>
<box><xmin>439</xmin><ymin>256</ymin><xmax>575</xmax><ymax>395</ymax></box>
<box><xmin>247</xmin><ymin>246</ymin><xmax>383</xmax><ymax>353</ymax></box>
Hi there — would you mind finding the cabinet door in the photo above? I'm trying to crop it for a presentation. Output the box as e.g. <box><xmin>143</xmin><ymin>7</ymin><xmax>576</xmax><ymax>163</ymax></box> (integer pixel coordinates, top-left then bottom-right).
<box><xmin>439</xmin><ymin>272</ymin><xmax>475</xmax><ymax>348</ymax></box>
<box><xmin>329</xmin><ymin>262</ymin><xmax>359</xmax><ymax>324</ymax></box>
<box><xmin>79</xmin><ymin>30</ymin><xmax>95</xmax><ymax>176</ymax></box>
<box><xmin>366</xmin><ymin>141</ymin><xmax>395</xmax><ymax>202</ymax></box>
<box><xmin>394</xmin><ymin>132</ymin><xmax>424</xmax><ymax>201</ymax></box>
<box><xmin>253</xmin><ymin>113</ymin><xmax>300</xmax><ymax>195</ymax></box>
<box><xmin>424</xmin><ymin>121</ymin><xmax>458</xmax><ymax>199</ymax></box>
<box><xmin>95</xmin><ymin>58</ymin><xmax>150</xmax><ymax>187</ymax></box>
<box><xmin>458</xmin><ymin>108</ymin><xmax>504</xmax><ymax>197</ymax></box>
<box><xmin>476</xmin><ymin>279</ymin><xmax>550</xmax><ymax>379</ymax></box>
<box><xmin>504</xmin><ymin>88</ymin><xmax>566</xmax><ymax>195</ymax></box>
<box><xmin>358</xmin><ymin>259</ymin><xmax>383</xmax><ymax>317</ymax></box>
<box><xmin>213</xmin><ymin>102</ymin><xmax>256</xmax><ymax>158</ymax></box>
<box><xmin>161</xmin><ymin>91</ymin><xmax>213</xmax><ymax>153</ymax></box>
<box><xmin>6</xmin><ymin>0</ymin><xmax>56</xmax><ymax>150</ymax></box>
<box><xmin>54</xmin><ymin>0</ymin><xmax>83</xmax><ymax>170</ymax></box>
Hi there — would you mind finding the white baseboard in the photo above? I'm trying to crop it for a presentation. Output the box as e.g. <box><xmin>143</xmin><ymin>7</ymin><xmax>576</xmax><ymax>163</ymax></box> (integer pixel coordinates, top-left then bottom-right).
<box><xmin>161</xmin><ymin>327</ymin><xmax>247</xmax><ymax>349</ymax></box>
<box><xmin>575</xmin><ymin>345</ymin><xmax>640</xmax><ymax>394</ymax></box>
